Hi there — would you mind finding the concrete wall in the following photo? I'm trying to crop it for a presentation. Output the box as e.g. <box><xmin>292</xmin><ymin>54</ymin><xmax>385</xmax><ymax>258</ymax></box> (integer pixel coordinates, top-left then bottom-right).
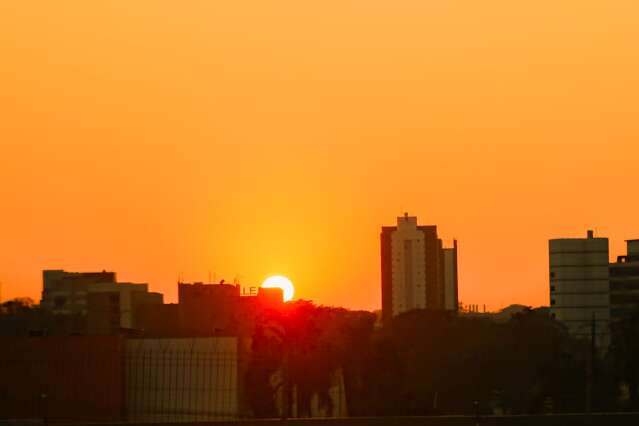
<box><xmin>0</xmin><ymin>336</ymin><xmax>123</xmax><ymax>422</ymax></box>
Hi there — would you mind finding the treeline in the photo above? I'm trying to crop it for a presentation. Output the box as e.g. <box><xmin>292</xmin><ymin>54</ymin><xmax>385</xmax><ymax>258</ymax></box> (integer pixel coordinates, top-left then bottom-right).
<box><xmin>246</xmin><ymin>302</ymin><xmax>639</xmax><ymax>416</ymax></box>
<box><xmin>0</xmin><ymin>298</ymin><xmax>86</xmax><ymax>336</ymax></box>
<box><xmin>3</xmin><ymin>297</ymin><xmax>639</xmax><ymax>415</ymax></box>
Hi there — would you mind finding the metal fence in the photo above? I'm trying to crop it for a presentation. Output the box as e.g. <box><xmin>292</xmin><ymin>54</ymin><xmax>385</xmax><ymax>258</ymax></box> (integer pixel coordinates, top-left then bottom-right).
<box><xmin>0</xmin><ymin>337</ymin><xmax>240</xmax><ymax>424</ymax></box>
<box><xmin>0</xmin><ymin>337</ymin><xmax>349</xmax><ymax>424</ymax></box>
<box><xmin>124</xmin><ymin>338</ymin><xmax>239</xmax><ymax>423</ymax></box>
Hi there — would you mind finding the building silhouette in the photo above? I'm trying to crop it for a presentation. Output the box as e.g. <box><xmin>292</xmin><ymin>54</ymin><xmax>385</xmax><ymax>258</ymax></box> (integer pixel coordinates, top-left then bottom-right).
<box><xmin>134</xmin><ymin>281</ymin><xmax>284</xmax><ymax>337</ymax></box>
<box><xmin>380</xmin><ymin>213</ymin><xmax>458</xmax><ymax>324</ymax></box>
<box><xmin>41</xmin><ymin>270</ymin><xmax>116</xmax><ymax>315</ymax></box>
<box><xmin>609</xmin><ymin>239</ymin><xmax>639</xmax><ymax>325</ymax></box>
<box><xmin>40</xmin><ymin>270</ymin><xmax>163</xmax><ymax>335</ymax></box>
<box><xmin>549</xmin><ymin>230</ymin><xmax>611</xmax><ymax>348</ymax></box>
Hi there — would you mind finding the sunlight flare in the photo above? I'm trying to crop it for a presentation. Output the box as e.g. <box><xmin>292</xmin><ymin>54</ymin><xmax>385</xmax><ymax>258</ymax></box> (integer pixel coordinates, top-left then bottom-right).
<box><xmin>261</xmin><ymin>275</ymin><xmax>295</xmax><ymax>302</ymax></box>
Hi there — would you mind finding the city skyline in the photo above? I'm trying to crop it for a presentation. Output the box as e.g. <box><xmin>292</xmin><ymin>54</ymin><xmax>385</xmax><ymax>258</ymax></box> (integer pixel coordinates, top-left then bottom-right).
<box><xmin>3</xmin><ymin>225</ymin><xmax>639</xmax><ymax>312</ymax></box>
<box><xmin>2</xmin><ymin>1</ymin><xmax>639</xmax><ymax>310</ymax></box>
<box><xmin>4</xmin><ymin>2</ymin><xmax>639</xmax><ymax>421</ymax></box>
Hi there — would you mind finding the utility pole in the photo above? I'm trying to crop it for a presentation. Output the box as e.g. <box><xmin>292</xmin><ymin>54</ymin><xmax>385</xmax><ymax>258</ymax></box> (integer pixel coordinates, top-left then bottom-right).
<box><xmin>585</xmin><ymin>312</ymin><xmax>596</xmax><ymax>413</ymax></box>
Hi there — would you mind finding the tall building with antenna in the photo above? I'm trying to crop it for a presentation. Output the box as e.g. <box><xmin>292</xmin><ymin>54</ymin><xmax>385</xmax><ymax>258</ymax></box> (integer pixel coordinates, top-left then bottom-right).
<box><xmin>380</xmin><ymin>213</ymin><xmax>459</xmax><ymax>324</ymax></box>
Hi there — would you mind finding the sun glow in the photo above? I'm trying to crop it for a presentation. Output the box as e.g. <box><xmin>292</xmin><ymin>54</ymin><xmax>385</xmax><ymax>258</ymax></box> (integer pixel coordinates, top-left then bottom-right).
<box><xmin>261</xmin><ymin>275</ymin><xmax>295</xmax><ymax>302</ymax></box>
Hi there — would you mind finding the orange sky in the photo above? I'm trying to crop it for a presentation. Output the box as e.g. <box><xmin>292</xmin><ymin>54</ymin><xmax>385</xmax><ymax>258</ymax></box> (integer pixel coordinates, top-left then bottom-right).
<box><xmin>1</xmin><ymin>1</ymin><xmax>638</xmax><ymax>310</ymax></box>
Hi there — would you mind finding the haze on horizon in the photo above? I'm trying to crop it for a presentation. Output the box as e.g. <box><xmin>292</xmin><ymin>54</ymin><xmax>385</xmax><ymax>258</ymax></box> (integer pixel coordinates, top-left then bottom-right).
<box><xmin>1</xmin><ymin>1</ymin><xmax>638</xmax><ymax>310</ymax></box>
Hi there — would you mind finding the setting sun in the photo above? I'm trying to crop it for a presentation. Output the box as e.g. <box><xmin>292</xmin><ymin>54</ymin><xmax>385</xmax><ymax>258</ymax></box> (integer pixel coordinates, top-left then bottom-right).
<box><xmin>261</xmin><ymin>275</ymin><xmax>295</xmax><ymax>302</ymax></box>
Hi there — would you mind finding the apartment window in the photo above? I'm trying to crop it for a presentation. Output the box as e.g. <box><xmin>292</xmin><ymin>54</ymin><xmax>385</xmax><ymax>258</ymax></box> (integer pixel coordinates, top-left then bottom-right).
<box><xmin>54</xmin><ymin>296</ymin><xmax>66</xmax><ymax>307</ymax></box>
<box><xmin>550</xmin><ymin>272</ymin><xmax>555</xmax><ymax>278</ymax></box>
<box><xmin>550</xmin><ymin>299</ymin><xmax>556</xmax><ymax>306</ymax></box>
<box><xmin>550</xmin><ymin>285</ymin><xmax>555</xmax><ymax>292</ymax></box>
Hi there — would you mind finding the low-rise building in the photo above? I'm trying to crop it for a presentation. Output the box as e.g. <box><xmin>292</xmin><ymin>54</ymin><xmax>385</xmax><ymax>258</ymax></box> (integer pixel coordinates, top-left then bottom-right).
<box><xmin>87</xmin><ymin>287</ymin><xmax>163</xmax><ymax>335</ymax></box>
<box><xmin>41</xmin><ymin>270</ymin><xmax>163</xmax><ymax>335</ymax></box>
<box><xmin>41</xmin><ymin>270</ymin><xmax>117</xmax><ymax>315</ymax></box>
<box><xmin>135</xmin><ymin>282</ymin><xmax>283</xmax><ymax>338</ymax></box>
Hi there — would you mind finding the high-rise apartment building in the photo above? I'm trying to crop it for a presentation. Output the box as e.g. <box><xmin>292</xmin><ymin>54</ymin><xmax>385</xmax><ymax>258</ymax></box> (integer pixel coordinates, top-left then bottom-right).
<box><xmin>549</xmin><ymin>230</ymin><xmax>610</xmax><ymax>348</ymax></box>
<box><xmin>381</xmin><ymin>214</ymin><xmax>458</xmax><ymax>323</ymax></box>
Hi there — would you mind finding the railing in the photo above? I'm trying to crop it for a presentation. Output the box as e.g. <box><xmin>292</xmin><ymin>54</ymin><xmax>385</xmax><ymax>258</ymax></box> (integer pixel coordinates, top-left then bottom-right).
<box><xmin>124</xmin><ymin>347</ymin><xmax>239</xmax><ymax>422</ymax></box>
<box><xmin>0</xmin><ymin>337</ymin><xmax>240</xmax><ymax>424</ymax></box>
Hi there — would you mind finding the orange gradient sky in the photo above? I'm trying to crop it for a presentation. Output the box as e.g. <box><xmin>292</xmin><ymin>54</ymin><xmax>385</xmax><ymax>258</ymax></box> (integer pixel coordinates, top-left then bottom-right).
<box><xmin>1</xmin><ymin>1</ymin><xmax>639</xmax><ymax>310</ymax></box>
